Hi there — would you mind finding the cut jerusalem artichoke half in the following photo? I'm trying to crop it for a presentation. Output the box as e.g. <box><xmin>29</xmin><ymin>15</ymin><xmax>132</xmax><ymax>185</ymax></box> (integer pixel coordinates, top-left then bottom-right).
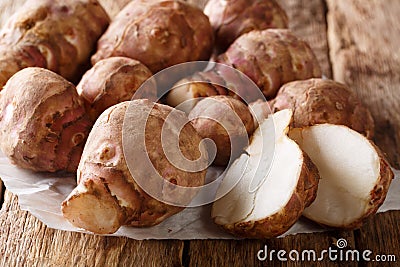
<box><xmin>211</xmin><ymin>109</ymin><xmax>319</xmax><ymax>238</ymax></box>
<box><xmin>290</xmin><ymin>124</ymin><xmax>393</xmax><ymax>229</ymax></box>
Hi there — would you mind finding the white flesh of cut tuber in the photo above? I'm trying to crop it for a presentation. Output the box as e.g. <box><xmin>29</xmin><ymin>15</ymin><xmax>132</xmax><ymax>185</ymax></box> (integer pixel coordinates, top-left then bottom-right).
<box><xmin>211</xmin><ymin>109</ymin><xmax>319</xmax><ymax>238</ymax></box>
<box><xmin>290</xmin><ymin>124</ymin><xmax>393</xmax><ymax>229</ymax></box>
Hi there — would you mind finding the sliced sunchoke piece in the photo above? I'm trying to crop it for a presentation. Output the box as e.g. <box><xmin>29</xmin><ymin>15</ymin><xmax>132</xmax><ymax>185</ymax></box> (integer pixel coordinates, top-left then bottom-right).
<box><xmin>290</xmin><ymin>124</ymin><xmax>393</xmax><ymax>229</ymax></box>
<box><xmin>211</xmin><ymin>109</ymin><xmax>319</xmax><ymax>238</ymax></box>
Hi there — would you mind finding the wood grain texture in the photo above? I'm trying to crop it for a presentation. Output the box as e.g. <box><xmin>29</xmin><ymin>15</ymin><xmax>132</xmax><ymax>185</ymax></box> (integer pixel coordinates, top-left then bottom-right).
<box><xmin>327</xmin><ymin>0</ymin><xmax>400</xmax><ymax>167</ymax></box>
<box><xmin>188</xmin><ymin>232</ymin><xmax>358</xmax><ymax>267</ymax></box>
<box><xmin>0</xmin><ymin>191</ymin><xmax>184</xmax><ymax>267</ymax></box>
<box><xmin>354</xmin><ymin>212</ymin><xmax>400</xmax><ymax>266</ymax></box>
<box><xmin>277</xmin><ymin>0</ymin><xmax>332</xmax><ymax>78</ymax></box>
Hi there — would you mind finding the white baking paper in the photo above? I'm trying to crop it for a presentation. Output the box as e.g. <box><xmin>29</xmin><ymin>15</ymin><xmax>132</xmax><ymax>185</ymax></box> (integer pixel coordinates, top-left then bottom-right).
<box><xmin>1</xmin><ymin>151</ymin><xmax>399</xmax><ymax>240</ymax></box>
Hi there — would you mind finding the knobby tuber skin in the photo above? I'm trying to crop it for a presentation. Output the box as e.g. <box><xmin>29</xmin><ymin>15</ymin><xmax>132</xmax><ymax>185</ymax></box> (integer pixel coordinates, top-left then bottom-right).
<box><xmin>166</xmin><ymin>70</ymin><xmax>237</xmax><ymax>114</ymax></box>
<box><xmin>91</xmin><ymin>0</ymin><xmax>214</xmax><ymax>73</ymax></box>
<box><xmin>204</xmin><ymin>0</ymin><xmax>288</xmax><ymax>53</ymax></box>
<box><xmin>166</xmin><ymin>64</ymin><xmax>265</xmax><ymax>113</ymax></box>
<box><xmin>62</xmin><ymin>100</ymin><xmax>207</xmax><ymax>234</ymax></box>
<box><xmin>0</xmin><ymin>67</ymin><xmax>92</xmax><ymax>172</ymax></box>
<box><xmin>77</xmin><ymin>57</ymin><xmax>155</xmax><ymax>121</ymax></box>
<box><xmin>270</xmin><ymin>78</ymin><xmax>375</xmax><ymax>138</ymax></box>
<box><xmin>0</xmin><ymin>0</ymin><xmax>110</xmax><ymax>88</ymax></box>
<box><xmin>218</xmin><ymin>29</ymin><xmax>322</xmax><ymax>99</ymax></box>
<box><xmin>168</xmin><ymin>71</ymin><xmax>232</xmax><ymax>107</ymax></box>
<box><xmin>188</xmin><ymin>96</ymin><xmax>254</xmax><ymax>166</ymax></box>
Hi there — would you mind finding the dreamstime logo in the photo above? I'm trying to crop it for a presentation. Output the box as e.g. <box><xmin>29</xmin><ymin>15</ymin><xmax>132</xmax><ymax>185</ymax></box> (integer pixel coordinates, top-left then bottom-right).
<box><xmin>257</xmin><ymin>238</ymin><xmax>397</xmax><ymax>262</ymax></box>
<box><xmin>121</xmin><ymin>61</ymin><xmax>275</xmax><ymax>207</ymax></box>
<box><xmin>336</xmin><ymin>238</ymin><xmax>347</xmax><ymax>249</ymax></box>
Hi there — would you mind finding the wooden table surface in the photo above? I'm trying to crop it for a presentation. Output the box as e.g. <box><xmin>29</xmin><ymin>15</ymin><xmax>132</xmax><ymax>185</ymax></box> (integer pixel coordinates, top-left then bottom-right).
<box><xmin>1</xmin><ymin>0</ymin><xmax>400</xmax><ymax>266</ymax></box>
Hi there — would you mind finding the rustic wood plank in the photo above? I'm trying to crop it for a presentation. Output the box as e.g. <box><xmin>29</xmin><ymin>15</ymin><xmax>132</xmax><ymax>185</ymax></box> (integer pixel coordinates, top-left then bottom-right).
<box><xmin>327</xmin><ymin>2</ymin><xmax>400</xmax><ymax>265</ymax></box>
<box><xmin>327</xmin><ymin>0</ymin><xmax>400</xmax><ymax>167</ymax></box>
<box><xmin>354</xmin><ymin>212</ymin><xmax>400</xmax><ymax>266</ymax></box>
<box><xmin>0</xmin><ymin>191</ymin><xmax>184</xmax><ymax>267</ymax></box>
<box><xmin>188</xmin><ymin>232</ymin><xmax>358</xmax><ymax>266</ymax></box>
<box><xmin>277</xmin><ymin>0</ymin><xmax>332</xmax><ymax>78</ymax></box>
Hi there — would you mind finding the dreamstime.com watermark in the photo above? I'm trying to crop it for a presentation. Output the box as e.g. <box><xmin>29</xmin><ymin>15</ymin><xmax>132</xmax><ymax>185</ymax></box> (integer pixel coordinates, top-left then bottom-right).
<box><xmin>257</xmin><ymin>238</ymin><xmax>397</xmax><ymax>262</ymax></box>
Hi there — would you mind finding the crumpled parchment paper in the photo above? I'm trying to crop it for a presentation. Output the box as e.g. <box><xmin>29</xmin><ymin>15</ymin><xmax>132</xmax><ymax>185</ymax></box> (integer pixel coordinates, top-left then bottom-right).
<box><xmin>1</xmin><ymin>152</ymin><xmax>399</xmax><ymax>240</ymax></box>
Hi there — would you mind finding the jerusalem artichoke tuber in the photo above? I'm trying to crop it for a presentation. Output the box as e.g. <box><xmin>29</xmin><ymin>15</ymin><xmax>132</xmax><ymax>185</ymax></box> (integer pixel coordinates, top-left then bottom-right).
<box><xmin>0</xmin><ymin>0</ymin><xmax>109</xmax><ymax>87</ymax></box>
<box><xmin>0</xmin><ymin>67</ymin><xmax>92</xmax><ymax>172</ymax></box>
